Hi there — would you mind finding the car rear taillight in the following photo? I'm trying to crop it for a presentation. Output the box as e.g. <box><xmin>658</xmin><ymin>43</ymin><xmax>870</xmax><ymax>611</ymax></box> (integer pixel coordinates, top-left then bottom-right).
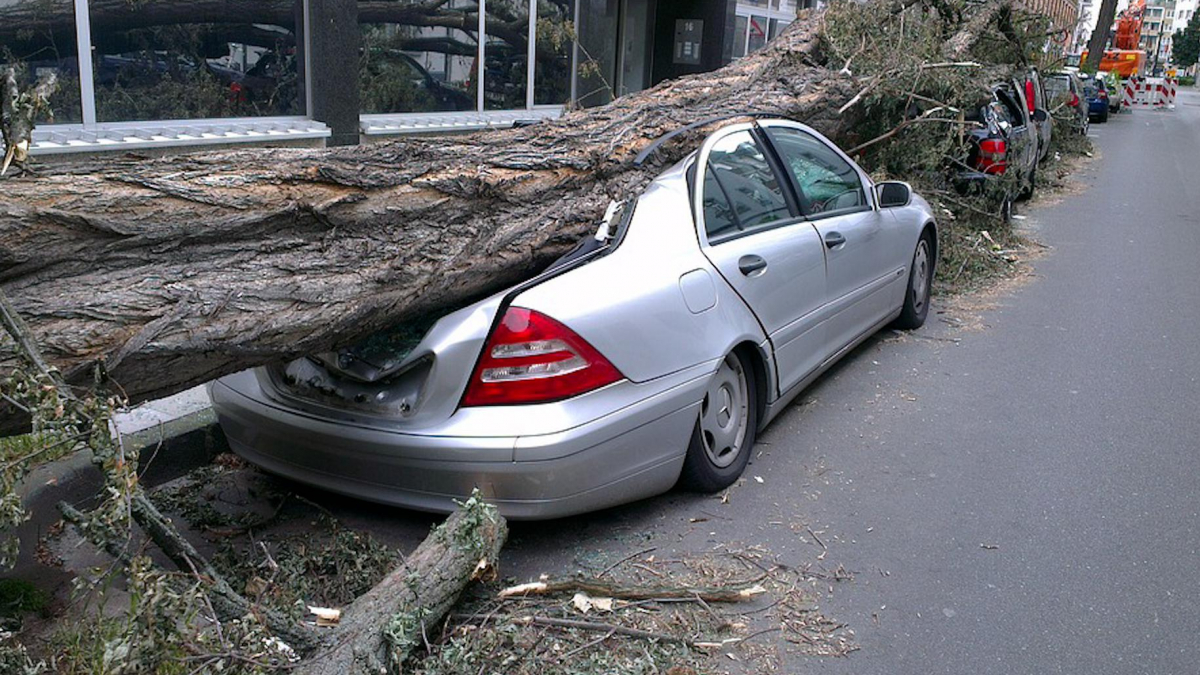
<box><xmin>1069</xmin><ymin>92</ymin><xmax>1080</xmax><ymax>107</ymax></box>
<box><xmin>461</xmin><ymin>307</ymin><xmax>623</xmax><ymax>406</ymax></box>
<box><xmin>977</xmin><ymin>138</ymin><xmax>1008</xmax><ymax>175</ymax></box>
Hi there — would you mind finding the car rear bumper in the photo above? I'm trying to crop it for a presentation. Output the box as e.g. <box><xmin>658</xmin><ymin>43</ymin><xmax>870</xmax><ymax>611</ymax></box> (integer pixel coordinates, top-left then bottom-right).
<box><xmin>210</xmin><ymin>369</ymin><xmax>705</xmax><ymax>519</ymax></box>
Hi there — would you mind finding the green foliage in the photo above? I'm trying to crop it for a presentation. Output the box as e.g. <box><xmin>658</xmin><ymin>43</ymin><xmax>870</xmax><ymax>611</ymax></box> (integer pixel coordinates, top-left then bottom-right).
<box><xmin>1179</xmin><ymin>75</ymin><xmax>1196</xmax><ymax>86</ymax></box>
<box><xmin>1173</xmin><ymin>11</ymin><xmax>1200</xmax><ymax>69</ymax></box>
<box><xmin>820</xmin><ymin>0</ymin><xmax>1084</xmax><ymax>291</ymax></box>
<box><xmin>51</xmin><ymin>557</ymin><xmax>289</xmax><ymax>675</ymax></box>
<box><xmin>0</xmin><ymin>365</ymin><xmax>96</xmax><ymax>568</ymax></box>
<box><xmin>0</xmin><ymin>578</ymin><xmax>48</xmax><ymax>618</ymax></box>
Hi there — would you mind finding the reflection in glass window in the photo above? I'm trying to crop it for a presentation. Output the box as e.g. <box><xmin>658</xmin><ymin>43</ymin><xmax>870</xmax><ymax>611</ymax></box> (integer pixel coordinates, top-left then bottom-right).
<box><xmin>747</xmin><ymin>15</ymin><xmax>768</xmax><ymax>53</ymax></box>
<box><xmin>90</xmin><ymin>0</ymin><xmax>303</xmax><ymax>122</ymax></box>
<box><xmin>574</xmin><ymin>0</ymin><xmax>617</xmax><ymax>107</ymax></box>
<box><xmin>766</xmin><ymin>128</ymin><xmax>865</xmax><ymax>216</ymax></box>
<box><xmin>0</xmin><ymin>0</ymin><xmax>82</xmax><ymax>123</ymax></box>
<box><xmin>360</xmin><ymin>0</ymin><xmax>479</xmax><ymax>115</ymax></box>
<box><xmin>733</xmin><ymin>15</ymin><xmax>748</xmax><ymax>59</ymax></box>
<box><xmin>484</xmin><ymin>0</ymin><xmax>528</xmax><ymax>110</ymax></box>
<box><xmin>702</xmin><ymin>130</ymin><xmax>791</xmax><ymax>240</ymax></box>
<box><xmin>535</xmin><ymin>0</ymin><xmax>574</xmax><ymax>105</ymax></box>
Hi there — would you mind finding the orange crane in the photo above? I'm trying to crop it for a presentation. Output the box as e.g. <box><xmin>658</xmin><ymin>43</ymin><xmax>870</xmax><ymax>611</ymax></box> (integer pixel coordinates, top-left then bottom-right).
<box><xmin>1083</xmin><ymin>0</ymin><xmax>1148</xmax><ymax>78</ymax></box>
<box><xmin>1114</xmin><ymin>0</ymin><xmax>1147</xmax><ymax>50</ymax></box>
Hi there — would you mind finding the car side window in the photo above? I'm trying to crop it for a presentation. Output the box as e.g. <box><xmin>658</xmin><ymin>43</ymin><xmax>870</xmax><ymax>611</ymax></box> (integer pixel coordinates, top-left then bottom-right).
<box><xmin>996</xmin><ymin>89</ymin><xmax>1026</xmax><ymax>126</ymax></box>
<box><xmin>765</xmin><ymin>127</ymin><xmax>866</xmax><ymax>217</ymax></box>
<box><xmin>701</xmin><ymin>130</ymin><xmax>792</xmax><ymax>241</ymax></box>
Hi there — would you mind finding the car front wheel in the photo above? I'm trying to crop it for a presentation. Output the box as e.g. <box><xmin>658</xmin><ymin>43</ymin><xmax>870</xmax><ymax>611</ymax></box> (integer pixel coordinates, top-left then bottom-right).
<box><xmin>678</xmin><ymin>351</ymin><xmax>757</xmax><ymax>492</ymax></box>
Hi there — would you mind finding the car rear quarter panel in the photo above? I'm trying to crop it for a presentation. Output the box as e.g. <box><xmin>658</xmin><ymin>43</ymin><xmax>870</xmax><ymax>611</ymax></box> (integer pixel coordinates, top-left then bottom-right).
<box><xmin>513</xmin><ymin>169</ymin><xmax>767</xmax><ymax>385</ymax></box>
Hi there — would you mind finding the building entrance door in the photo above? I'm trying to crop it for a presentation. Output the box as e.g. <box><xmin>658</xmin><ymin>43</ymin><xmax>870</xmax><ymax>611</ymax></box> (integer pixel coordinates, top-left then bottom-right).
<box><xmin>617</xmin><ymin>0</ymin><xmax>653</xmax><ymax>96</ymax></box>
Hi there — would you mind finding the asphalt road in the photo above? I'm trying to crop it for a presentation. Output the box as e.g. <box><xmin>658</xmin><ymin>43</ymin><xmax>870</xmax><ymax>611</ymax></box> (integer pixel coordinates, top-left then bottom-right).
<box><xmin>327</xmin><ymin>91</ymin><xmax>1200</xmax><ymax>674</ymax></box>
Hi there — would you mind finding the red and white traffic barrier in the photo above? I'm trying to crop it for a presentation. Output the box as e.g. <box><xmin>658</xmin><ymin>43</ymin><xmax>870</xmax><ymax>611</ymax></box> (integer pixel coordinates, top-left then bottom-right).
<box><xmin>1127</xmin><ymin>76</ymin><xmax>1176</xmax><ymax>110</ymax></box>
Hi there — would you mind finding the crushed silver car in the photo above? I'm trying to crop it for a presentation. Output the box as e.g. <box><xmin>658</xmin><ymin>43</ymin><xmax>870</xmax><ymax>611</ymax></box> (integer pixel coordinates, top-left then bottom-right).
<box><xmin>210</xmin><ymin>118</ymin><xmax>938</xmax><ymax>519</ymax></box>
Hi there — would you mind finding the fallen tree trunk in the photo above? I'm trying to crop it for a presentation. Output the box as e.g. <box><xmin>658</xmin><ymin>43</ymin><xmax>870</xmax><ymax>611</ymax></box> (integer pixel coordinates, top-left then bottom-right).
<box><xmin>0</xmin><ymin>9</ymin><xmax>858</xmax><ymax>406</ymax></box>
<box><xmin>297</xmin><ymin>496</ymin><xmax>508</xmax><ymax>674</ymax></box>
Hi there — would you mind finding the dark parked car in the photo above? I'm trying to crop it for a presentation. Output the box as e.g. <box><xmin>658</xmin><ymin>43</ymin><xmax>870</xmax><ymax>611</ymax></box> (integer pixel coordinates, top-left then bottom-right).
<box><xmin>1083</xmin><ymin>76</ymin><xmax>1111</xmax><ymax>123</ymax></box>
<box><xmin>955</xmin><ymin>79</ymin><xmax>1041</xmax><ymax>216</ymax></box>
<box><xmin>1023</xmin><ymin>67</ymin><xmax>1054</xmax><ymax>163</ymax></box>
<box><xmin>1045</xmin><ymin>71</ymin><xmax>1089</xmax><ymax>135</ymax></box>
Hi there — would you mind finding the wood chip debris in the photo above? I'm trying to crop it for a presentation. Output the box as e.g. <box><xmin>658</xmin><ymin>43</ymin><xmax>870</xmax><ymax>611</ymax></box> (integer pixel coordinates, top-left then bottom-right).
<box><xmin>307</xmin><ymin>606</ymin><xmax>341</xmax><ymax>627</ymax></box>
<box><xmin>572</xmin><ymin>592</ymin><xmax>614</xmax><ymax>613</ymax></box>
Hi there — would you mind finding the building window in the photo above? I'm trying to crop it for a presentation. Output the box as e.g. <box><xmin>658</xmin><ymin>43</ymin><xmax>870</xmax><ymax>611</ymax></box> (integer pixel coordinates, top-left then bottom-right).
<box><xmin>359</xmin><ymin>0</ymin><xmax>480</xmax><ymax>115</ymax></box>
<box><xmin>484</xmin><ymin>0</ymin><xmax>528</xmax><ymax>110</ymax></box>
<box><xmin>0</xmin><ymin>0</ymin><xmax>83</xmax><ymax>124</ymax></box>
<box><xmin>573</xmin><ymin>0</ymin><xmax>618</xmax><ymax>108</ymax></box>
<box><xmin>747</xmin><ymin>14</ymin><xmax>769</xmax><ymax>53</ymax></box>
<box><xmin>89</xmin><ymin>0</ymin><xmax>304</xmax><ymax>122</ymax></box>
<box><xmin>732</xmin><ymin>15</ymin><xmax>749</xmax><ymax>58</ymax></box>
<box><xmin>535</xmin><ymin>0</ymin><xmax>575</xmax><ymax>105</ymax></box>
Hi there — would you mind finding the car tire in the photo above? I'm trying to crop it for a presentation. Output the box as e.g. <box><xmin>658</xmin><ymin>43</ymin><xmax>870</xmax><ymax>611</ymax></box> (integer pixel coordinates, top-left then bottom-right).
<box><xmin>678</xmin><ymin>351</ymin><xmax>757</xmax><ymax>493</ymax></box>
<box><xmin>1098</xmin><ymin>109</ymin><xmax>1109</xmax><ymax>123</ymax></box>
<box><xmin>1018</xmin><ymin>167</ymin><xmax>1036</xmax><ymax>202</ymax></box>
<box><xmin>893</xmin><ymin>231</ymin><xmax>934</xmax><ymax>330</ymax></box>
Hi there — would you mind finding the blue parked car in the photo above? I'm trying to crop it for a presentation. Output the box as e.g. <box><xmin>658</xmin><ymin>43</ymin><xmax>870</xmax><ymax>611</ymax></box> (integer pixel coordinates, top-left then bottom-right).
<box><xmin>1083</xmin><ymin>76</ymin><xmax>1110</xmax><ymax>123</ymax></box>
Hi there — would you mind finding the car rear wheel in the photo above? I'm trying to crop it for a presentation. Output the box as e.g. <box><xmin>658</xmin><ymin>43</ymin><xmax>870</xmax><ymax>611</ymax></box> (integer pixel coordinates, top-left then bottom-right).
<box><xmin>678</xmin><ymin>351</ymin><xmax>757</xmax><ymax>492</ymax></box>
<box><xmin>1098</xmin><ymin>109</ymin><xmax>1109</xmax><ymax>123</ymax></box>
<box><xmin>893</xmin><ymin>231</ymin><xmax>934</xmax><ymax>330</ymax></box>
<box><xmin>1018</xmin><ymin>166</ymin><xmax>1036</xmax><ymax>201</ymax></box>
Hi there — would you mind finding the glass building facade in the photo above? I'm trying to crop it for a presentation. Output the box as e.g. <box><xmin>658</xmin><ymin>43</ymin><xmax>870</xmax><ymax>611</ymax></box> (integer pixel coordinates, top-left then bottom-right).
<box><xmin>3</xmin><ymin>0</ymin><xmax>800</xmax><ymax>156</ymax></box>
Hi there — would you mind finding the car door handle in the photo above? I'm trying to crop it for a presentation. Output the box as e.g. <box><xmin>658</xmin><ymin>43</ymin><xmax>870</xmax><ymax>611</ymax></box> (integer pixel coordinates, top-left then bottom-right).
<box><xmin>824</xmin><ymin>231</ymin><xmax>847</xmax><ymax>248</ymax></box>
<box><xmin>738</xmin><ymin>255</ymin><xmax>768</xmax><ymax>276</ymax></box>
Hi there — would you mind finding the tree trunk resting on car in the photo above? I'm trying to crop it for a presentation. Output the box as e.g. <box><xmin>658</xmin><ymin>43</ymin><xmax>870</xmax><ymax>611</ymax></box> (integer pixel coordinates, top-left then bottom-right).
<box><xmin>0</xmin><ymin>0</ymin><xmax>1012</xmax><ymax>419</ymax></box>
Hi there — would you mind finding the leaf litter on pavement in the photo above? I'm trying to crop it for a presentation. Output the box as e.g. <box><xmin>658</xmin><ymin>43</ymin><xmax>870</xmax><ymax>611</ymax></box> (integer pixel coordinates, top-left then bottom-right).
<box><xmin>415</xmin><ymin>543</ymin><xmax>857</xmax><ymax>675</ymax></box>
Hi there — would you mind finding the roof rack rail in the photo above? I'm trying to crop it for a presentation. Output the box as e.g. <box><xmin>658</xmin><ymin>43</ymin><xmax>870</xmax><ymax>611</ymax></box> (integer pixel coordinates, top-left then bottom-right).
<box><xmin>633</xmin><ymin>111</ymin><xmax>787</xmax><ymax>166</ymax></box>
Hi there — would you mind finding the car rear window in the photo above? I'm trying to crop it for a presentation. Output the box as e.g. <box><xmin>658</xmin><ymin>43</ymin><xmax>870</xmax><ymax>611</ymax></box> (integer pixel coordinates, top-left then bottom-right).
<box><xmin>995</xmin><ymin>87</ymin><xmax>1025</xmax><ymax>126</ymax></box>
<box><xmin>1045</xmin><ymin>77</ymin><xmax>1069</xmax><ymax>100</ymax></box>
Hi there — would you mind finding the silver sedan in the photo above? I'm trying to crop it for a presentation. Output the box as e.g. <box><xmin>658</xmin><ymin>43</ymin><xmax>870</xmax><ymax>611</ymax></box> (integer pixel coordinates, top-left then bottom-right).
<box><xmin>210</xmin><ymin>118</ymin><xmax>938</xmax><ymax>519</ymax></box>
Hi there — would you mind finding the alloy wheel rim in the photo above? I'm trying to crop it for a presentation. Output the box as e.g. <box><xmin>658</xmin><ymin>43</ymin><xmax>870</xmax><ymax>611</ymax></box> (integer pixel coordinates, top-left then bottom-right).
<box><xmin>699</xmin><ymin>355</ymin><xmax>749</xmax><ymax>469</ymax></box>
<box><xmin>912</xmin><ymin>240</ymin><xmax>930</xmax><ymax>314</ymax></box>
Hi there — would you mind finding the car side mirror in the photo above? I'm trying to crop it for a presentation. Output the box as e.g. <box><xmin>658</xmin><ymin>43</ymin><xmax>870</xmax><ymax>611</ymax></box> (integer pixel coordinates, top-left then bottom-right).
<box><xmin>1032</xmin><ymin>108</ymin><xmax>1048</xmax><ymax>122</ymax></box>
<box><xmin>876</xmin><ymin>181</ymin><xmax>911</xmax><ymax>208</ymax></box>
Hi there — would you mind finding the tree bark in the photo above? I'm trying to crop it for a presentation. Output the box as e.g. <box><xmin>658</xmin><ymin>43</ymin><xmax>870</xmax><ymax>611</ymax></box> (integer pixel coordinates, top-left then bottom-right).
<box><xmin>0</xmin><ymin>10</ymin><xmax>857</xmax><ymax>406</ymax></box>
<box><xmin>1085</xmin><ymin>0</ymin><xmax>1121</xmax><ymax>72</ymax></box>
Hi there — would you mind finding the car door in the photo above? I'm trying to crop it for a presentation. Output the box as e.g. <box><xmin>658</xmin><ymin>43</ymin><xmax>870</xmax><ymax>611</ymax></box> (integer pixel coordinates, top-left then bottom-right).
<box><xmin>693</xmin><ymin>124</ymin><xmax>828</xmax><ymax>395</ymax></box>
<box><xmin>759</xmin><ymin>122</ymin><xmax>907</xmax><ymax>360</ymax></box>
<box><xmin>1027</xmin><ymin>69</ymin><xmax>1052</xmax><ymax>161</ymax></box>
<box><xmin>996</xmin><ymin>85</ymin><xmax>1038</xmax><ymax>179</ymax></box>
